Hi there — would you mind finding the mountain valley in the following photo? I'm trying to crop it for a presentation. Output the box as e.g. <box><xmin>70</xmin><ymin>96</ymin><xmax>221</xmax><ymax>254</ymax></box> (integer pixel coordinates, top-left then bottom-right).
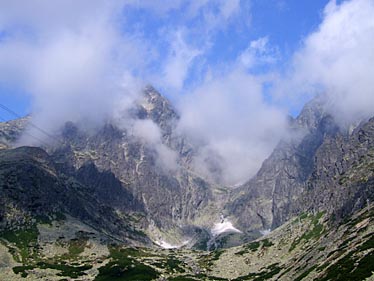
<box><xmin>0</xmin><ymin>88</ymin><xmax>373</xmax><ymax>280</ymax></box>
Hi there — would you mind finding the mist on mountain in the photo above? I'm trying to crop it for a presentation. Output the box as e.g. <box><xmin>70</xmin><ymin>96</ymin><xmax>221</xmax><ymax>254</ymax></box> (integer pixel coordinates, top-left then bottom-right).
<box><xmin>1</xmin><ymin>0</ymin><xmax>374</xmax><ymax>186</ymax></box>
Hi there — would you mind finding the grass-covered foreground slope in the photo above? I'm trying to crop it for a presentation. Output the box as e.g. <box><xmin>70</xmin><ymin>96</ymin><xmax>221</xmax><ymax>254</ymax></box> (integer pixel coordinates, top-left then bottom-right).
<box><xmin>0</xmin><ymin>203</ymin><xmax>373</xmax><ymax>280</ymax></box>
<box><xmin>209</xmin><ymin>206</ymin><xmax>373</xmax><ymax>280</ymax></box>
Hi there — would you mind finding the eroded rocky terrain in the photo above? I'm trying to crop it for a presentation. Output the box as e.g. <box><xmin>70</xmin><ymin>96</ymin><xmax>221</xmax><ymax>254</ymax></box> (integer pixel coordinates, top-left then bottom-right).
<box><xmin>0</xmin><ymin>201</ymin><xmax>373</xmax><ymax>280</ymax></box>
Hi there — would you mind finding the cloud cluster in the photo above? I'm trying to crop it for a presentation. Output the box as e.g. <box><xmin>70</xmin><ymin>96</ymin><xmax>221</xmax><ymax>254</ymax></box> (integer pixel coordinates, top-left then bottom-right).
<box><xmin>177</xmin><ymin>69</ymin><xmax>287</xmax><ymax>185</ymax></box>
<box><xmin>239</xmin><ymin>37</ymin><xmax>279</xmax><ymax>69</ymax></box>
<box><xmin>161</xmin><ymin>30</ymin><xmax>202</xmax><ymax>90</ymax></box>
<box><xmin>282</xmin><ymin>0</ymin><xmax>374</xmax><ymax>125</ymax></box>
<box><xmin>0</xmin><ymin>0</ymin><xmax>147</xmax><ymax>136</ymax></box>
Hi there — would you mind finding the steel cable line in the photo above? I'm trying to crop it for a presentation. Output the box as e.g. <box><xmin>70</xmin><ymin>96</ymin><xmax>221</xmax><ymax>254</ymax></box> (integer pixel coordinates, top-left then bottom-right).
<box><xmin>0</xmin><ymin>103</ymin><xmax>64</xmax><ymax>145</ymax></box>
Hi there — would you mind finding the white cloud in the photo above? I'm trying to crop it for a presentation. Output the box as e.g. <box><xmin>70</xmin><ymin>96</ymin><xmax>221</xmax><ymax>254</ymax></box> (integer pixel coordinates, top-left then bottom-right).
<box><xmin>133</xmin><ymin>119</ymin><xmax>162</xmax><ymax>144</ymax></box>
<box><xmin>0</xmin><ymin>0</ymin><xmax>121</xmax><ymax>35</ymax></box>
<box><xmin>240</xmin><ymin>37</ymin><xmax>279</xmax><ymax>69</ymax></box>
<box><xmin>161</xmin><ymin>30</ymin><xmax>202</xmax><ymax>90</ymax></box>
<box><xmin>177</xmin><ymin>70</ymin><xmax>287</xmax><ymax>185</ymax></box>
<box><xmin>283</xmin><ymin>0</ymin><xmax>374</xmax><ymax>125</ymax></box>
<box><xmin>133</xmin><ymin>119</ymin><xmax>178</xmax><ymax>172</ymax></box>
<box><xmin>0</xmin><ymin>0</ymin><xmax>147</xmax><ymax>135</ymax></box>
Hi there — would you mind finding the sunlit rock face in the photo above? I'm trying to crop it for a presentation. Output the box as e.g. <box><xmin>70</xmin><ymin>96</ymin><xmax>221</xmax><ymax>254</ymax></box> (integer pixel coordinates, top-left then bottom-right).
<box><xmin>47</xmin><ymin>87</ymin><xmax>222</xmax><ymax>239</ymax></box>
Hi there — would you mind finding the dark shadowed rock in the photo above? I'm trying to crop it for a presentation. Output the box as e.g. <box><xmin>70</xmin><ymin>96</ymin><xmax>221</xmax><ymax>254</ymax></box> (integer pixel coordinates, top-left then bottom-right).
<box><xmin>0</xmin><ymin>146</ymin><xmax>150</xmax><ymax>245</ymax></box>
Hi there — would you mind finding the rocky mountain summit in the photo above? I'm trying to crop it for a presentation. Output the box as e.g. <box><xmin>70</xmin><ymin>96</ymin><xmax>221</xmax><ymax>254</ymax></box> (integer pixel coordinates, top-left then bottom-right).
<box><xmin>227</xmin><ymin>96</ymin><xmax>374</xmax><ymax>236</ymax></box>
<box><xmin>0</xmin><ymin>87</ymin><xmax>373</xmax><ymax>280</ymax></box>
<box><xmin>1</xmin><ymin>87</ymin><xmax>229</xmax><ymax>249</ymax></box>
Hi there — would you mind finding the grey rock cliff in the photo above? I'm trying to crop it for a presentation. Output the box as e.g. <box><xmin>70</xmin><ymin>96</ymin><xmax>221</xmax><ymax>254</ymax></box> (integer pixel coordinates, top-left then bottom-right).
<box><xmin>0</xmin><ymin>146</ymin><xmax>150</xmax><ymax>244</ymax></box>
<box><xmin>227</xmin><ymin>96</ymin><xmax>374</xmax><ymax>235</ymax></box>
<box><xmin>45</xmin><ymin>87</ymin><xmax>221</xmax><ymax>238</ymax></box>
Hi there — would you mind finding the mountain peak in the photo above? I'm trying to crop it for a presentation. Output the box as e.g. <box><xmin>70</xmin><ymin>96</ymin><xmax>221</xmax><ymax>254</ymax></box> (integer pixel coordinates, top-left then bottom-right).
<box><xmin>295</xmin><ymin>95</ymin><xmax>328</xmax><ymax>131</ymax></box>
<box><xmin>139</xmin><ymin>86</ymin><xmax>179</xmax><ymax>123</ymax></box>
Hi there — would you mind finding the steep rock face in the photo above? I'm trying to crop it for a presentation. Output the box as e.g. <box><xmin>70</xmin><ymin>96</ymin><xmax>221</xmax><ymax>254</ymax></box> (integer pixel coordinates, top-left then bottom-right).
<box><xmin>137</xmin><ymin>86</ymin><xmax>178</xmax><ymax>140</ymax></box>
<box><xmin>0</xmin><ymin>117</ymin><xmax>29</xmax><ymax>149</ymax></box>
<box><xmin>295</xmin><ymin>117</ymin><xmax>374</xmax><ymax>220</ymax></box>
<box><xmin>136</xmin><ymin>86</ymin><xmax>195</xmax><ymax>166</ymax></box>
<box><xmin>0</xmin><ymin>146</ymin><xmax>149</xmax><ymax>244</ymax></box>
<box><xmin>228</xmin><ymin>96</ymin><xmax>374</xmax><ymax>235</ymax></box>
<box><xmin>76</xmin><ymin>161</ymin><xmax>143</xmax><ymax>212</ymax></box>
<box><xmin>46</xmin><ymin>88</ymin><xmax>221</xmax><ymax>237</ymax></box>
<box><xmin>227</xmin><ymin>97</ymin><xmax>334</xmax><ymax>232</ymax></box>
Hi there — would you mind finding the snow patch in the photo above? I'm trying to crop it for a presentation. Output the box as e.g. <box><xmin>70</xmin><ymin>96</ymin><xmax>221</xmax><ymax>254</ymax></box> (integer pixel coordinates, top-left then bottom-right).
<box><xmin>229</xmin><ymin>181</ymin><xmax>246</xmax><ymax>188</ymax></box>
<box><xmin>154</xmin><ymin>239</ymin><xmax>189</xmax><ymax>249</ymax></box>
<box><xmin>211</xmin><ymin>219</ymin><xmax>242</xmax><ymax>236</ymax></box>
<box><xmin>260</xmin><ymin>229</ymin><xmax>271</xmax><ymax>236</ymax></box>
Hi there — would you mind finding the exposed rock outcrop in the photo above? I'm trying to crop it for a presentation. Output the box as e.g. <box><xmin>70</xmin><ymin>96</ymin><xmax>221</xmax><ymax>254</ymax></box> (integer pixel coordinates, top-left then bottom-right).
<box><xmin>228</xmin><ymin>96</ymin><xmax>374</xmax><ymax>236</ymax></box>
